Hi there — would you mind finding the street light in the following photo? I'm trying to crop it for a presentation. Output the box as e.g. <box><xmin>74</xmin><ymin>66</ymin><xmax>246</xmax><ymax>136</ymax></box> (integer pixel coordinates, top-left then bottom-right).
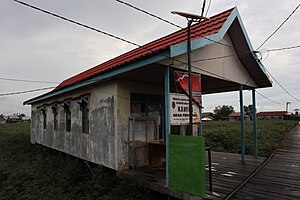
<box><xmin>171</xmin><ymin>11</ymin><xmax>208</xmax><ymax>135</ymax></box>
<box><xmin>286</xmin><ymin>101</ymin><xmax>291</xmax><ymax>132</ymax></box>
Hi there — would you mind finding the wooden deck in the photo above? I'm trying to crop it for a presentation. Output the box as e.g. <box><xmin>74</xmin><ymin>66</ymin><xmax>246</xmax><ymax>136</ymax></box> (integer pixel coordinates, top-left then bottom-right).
<box><xmin>121</xmin><ymin>151</ymin><xmax>265</xmax><ymax>199</ymax></box>
<box><xmin>229</xmin><ymin>124</ymin><xmax>300</xmax><ymax>199</ymax></box>
<box><xmin>207</xmin><ymin>152</ymin><xmax>264</xmax><ymax>198</ymax></box>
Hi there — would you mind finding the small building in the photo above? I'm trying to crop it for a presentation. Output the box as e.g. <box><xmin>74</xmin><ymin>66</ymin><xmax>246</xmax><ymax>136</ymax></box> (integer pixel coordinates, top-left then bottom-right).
<box><xmin>228</xmin><ymin>112</ymin><xmax>250</xmax><ymax>121</ymax></box>
<box><xmin>202</xmin><ymin>112</ymin><xmax>214</xmax><ymax>121</ymax></box>
<box><xmin>0</xmin><ymin>115</ymin><xmax>7</xmax><ymax>124</ymax></box>
<box><xmin>257</xmin><ymin>111</ymin><xmax>292</xmax><ymax>120</ymax></box>
<box><xmin>24</xmin><ymin>7</ymin><xmax>272</xmax><ymax>197</ymax></box>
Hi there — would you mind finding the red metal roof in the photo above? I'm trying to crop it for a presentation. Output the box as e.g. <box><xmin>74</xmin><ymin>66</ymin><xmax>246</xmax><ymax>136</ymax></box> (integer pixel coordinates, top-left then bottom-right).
<box><xmin>228</xmin><ymin>112</ymin><xmax>250</xmax><ymax>117</ymax></box>
<box><xmin>257</xmin><ymin>111</ymin><xmax>292</xmax><ymax>117</ymax></box>
<box><xmin>54</xmin><ymin>8</ymin><xmax>234</xmax><ymax>91</ymax></box>
<box><xmin>202</xmin><ymin>112</ymin><xmax>214</xmax><ymax>118</ymax></box>
<box><xmin>228</xmin><ymin>112</ymin><xmax>241</xmax><ymax>117</ymax></box>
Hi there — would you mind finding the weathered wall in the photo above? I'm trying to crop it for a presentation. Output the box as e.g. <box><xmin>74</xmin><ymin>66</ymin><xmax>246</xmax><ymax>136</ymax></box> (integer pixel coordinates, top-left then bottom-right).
<box><xmin>31</xmin><ymin>81</ymin><xmax>117</xmax><ymax>170</ymax></box>
<box><xmin>115</xmin><ymin>79</ymin><xmax>163</xmax><ymax>170</ymax></box>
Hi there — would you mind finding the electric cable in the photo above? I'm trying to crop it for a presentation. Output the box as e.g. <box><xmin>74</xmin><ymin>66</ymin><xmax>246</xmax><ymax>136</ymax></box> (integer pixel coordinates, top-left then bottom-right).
<box><xmin>115</xmin><ymin>0</ymin><xmax>181</xmax><ymax>29</ymax></box>
<box><xmin>201</xmin><ymin>0</ymin><xmax>206</xmax><ymax>17</ymax></box>
<box><xmin>0</xmin><ymin>87</ymin><xmax>55</xmax><ymax>97</ymax></box>
<box><xmin>12</xmin><ymin>0</ymin><xmax>242</xmax><ymax>85</ymax></box>
<box><xmin>0</xmin><ymin>77</ymin><xmax>59</xmax><ymax>84</ymax></box>
<box><xmin>257</xmin><ymin>3</ymin><xmax>300</xmax><ymax>50</ymax></box>
<box><xmin>255</xmin><ymin>90</ymin><xmax>282</xmax><ymax>105</ymax></box>
<box><xmin>267</xmin><ymin>44</ymin><xmax>300</xmax><ymax>52</ymax></box>
<box><xmin>115</xmin><ymin>0</ymin><xmax>238</xmax><ymax>49</ymax></box>
<box><xmin>264</xmin><ymin>68</ymin><xmax>300</xmax><ymax>103</ymax></box>
<box><xmin>205</xmin><ymin>0</ymin><xmax>212</xmax><ymax>18</ymax></box>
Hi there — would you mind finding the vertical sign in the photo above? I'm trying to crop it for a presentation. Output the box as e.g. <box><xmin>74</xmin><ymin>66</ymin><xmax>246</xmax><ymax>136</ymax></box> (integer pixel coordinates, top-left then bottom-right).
<box><xmin>170</xmin><ymin>93</ymin><xmax>200</xmax><ymax>125</ymax></box>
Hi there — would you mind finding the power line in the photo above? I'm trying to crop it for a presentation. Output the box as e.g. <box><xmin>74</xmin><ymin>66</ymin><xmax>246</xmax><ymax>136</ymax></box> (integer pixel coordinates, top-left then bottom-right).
<box><xmin>204</xmin><ymin>0</ymin><xmax>212</xmax><ymax>18</ymax></box>
<box><xmin>264</xmin><ymin>67</ymin><xmax>300</xmax><ymax>103</ymax></box>
<box><xmin>115</xmin><ymin>0</ymin><xmax>181</xmax><ymax>29</ymax></box>
<box><xmin>0</xmin><ymin>87</ymin><xmax>55</xmax><ymax>97</ymax></box>
<box><xmin>13</xmin><ymin>0</ymin><xmax>141</xmax><ymax>48</ymax></box>
<box><xmin>257</xmin><ymin>3</ymin><xmax>300</xmax><ymax>50</ymax></box>
<box><xmin>201</xmin><ymin>0</ymin><xmax>206</xmax><ymax>17</ymax></box>
<box><xmin>12</xmin><ymin>0</ymin><xmax>242</xmax><ymax>85</ymax></box>
<box><xmin>0</xmin><ymin>77</ymin><xmax>59</xmax><ymax>84</ymax></box>
<box><xmin>115</xmin><ymin>0</ymin><xmax>237</xmax><ymax>49</ymax></box>
<box><xmin>267</xmin><ymin>44</ymin><xmax>300</xmax><ymax>52</ymax></box>
<box><xmin>255</xmin><ymin>90</ymin><xmax>282</xmax><ymax>105</ymax></box>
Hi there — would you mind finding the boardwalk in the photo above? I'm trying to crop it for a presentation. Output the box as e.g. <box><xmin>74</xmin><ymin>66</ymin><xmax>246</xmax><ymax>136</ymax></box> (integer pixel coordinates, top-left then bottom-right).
<box><xmin>206</xmin><ymin>152</ymin><xmax>264</xmax><ymax>198</ymax></box>
<box><xmin>229</xmin><ymin>124</ymin><xmax>300</xmax><ymax>199</ymax></box>
<box><xmin>122</xmin><ymin>151</ymin><xmax>265</xmax><ymax>199</ymax></box>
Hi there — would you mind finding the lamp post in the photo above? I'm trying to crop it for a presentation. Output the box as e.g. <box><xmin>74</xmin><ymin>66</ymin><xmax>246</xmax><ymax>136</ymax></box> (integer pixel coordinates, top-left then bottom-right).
<box><xmin>286</xmin><ymin>101</ymin><xmax>291</xmax><ymax>132</ymax></box>
<box><xmin>171</xmin><ymin>11</ymin><xmax>208</xmax><ymax>135</ymax></box>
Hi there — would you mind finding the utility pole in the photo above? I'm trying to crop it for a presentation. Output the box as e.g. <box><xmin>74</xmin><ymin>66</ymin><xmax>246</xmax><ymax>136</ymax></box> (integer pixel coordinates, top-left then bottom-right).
<box><xmin>171</xmin><ymin>11</ymin><xmax>208</xmax><ymax>135</ymax></box>
<box><xmin>286</xmin><ymin>101</ymin><xmax>291</xmax><ymax>132</ymax></box>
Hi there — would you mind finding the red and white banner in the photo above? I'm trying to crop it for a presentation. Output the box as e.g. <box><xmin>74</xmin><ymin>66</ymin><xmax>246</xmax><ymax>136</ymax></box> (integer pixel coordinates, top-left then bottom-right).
<box><xmin>174</xmin><ymin>71</ymin><xmax>202</xmax><ymax>106</ymax></box>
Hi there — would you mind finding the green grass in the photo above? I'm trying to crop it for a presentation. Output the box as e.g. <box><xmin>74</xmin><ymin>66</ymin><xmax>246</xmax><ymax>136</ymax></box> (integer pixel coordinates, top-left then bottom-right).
<box><xmin>0</xmin><ymin>122</ymin><xmax>161</xmax><ymax>200</ymax></box>
<box><xmin>203</xmin><ymin>120</ymin><xmax>297</xmax><ymax>156</ymax></box>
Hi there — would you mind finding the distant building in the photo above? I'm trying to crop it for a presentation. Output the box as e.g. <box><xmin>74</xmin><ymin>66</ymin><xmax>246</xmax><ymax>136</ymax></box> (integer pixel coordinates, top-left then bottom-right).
<box><xmin>228</xmin><ymin>112</ymin><xmax>250</xmax><ymax>121</ymax></box>
<box><xmin>0</xmin><ymin>115</ymin><xmax>7</xmax><ymax>124</ymax></box>
<box><xmin>257</xmin><ymin>111</ymin><xmax>292</xmax><ymax>120</ymax></box>
<box><xmin>202</xmin><ymin>112</ymin><xmax>214</xmax><ymax>121</ymax></box>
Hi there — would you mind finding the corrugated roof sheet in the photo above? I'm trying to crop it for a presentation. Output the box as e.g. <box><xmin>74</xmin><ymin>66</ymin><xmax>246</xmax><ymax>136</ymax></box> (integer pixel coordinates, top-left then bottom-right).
<box><xmin>54</xmin><ymin>8</ymin><xmax>234</xmax><ymax>91</ymax></box>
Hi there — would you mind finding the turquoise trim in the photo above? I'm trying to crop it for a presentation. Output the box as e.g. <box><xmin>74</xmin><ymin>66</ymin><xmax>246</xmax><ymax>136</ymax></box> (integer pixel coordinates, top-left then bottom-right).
<box><xmin>24</xmin><ymin>51</ymin><xmax>169</xmax><ymax>105</ymax></box>
<box><xmin>164</xmin><ymin>66</ymin><xmax>170</xmax><ymax>187</ymax></box>
<box><xmin>170</xmin><ymin>33</ymin><xmax>220</xmax><ymax>57</ymax></box>
<box><xmin>240</xmin><ymin>85</ymin><xmax>245</xmax><ymax>161</ymax></box>
<box><xmin>252</xmin><ymin>89</ymin><xmax>258</xmax><ymax>159</ymax></box>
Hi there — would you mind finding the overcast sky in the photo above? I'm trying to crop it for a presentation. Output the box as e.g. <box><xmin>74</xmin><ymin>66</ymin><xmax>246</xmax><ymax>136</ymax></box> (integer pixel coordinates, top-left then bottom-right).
<box><xmin>1</xmin><ymin>0</ymin><xmax>299</xmax><ymax>116</ymax></box>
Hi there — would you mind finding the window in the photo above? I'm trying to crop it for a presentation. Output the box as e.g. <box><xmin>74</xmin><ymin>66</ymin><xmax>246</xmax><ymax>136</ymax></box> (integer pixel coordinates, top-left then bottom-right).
<box><xmin>64</xmin><ymin>103</ymin><xmax>71</xmax><ymax>132</ymax></box>
<box><xmin>52</xmin><ymin>106</ymin><xmax>58</xmax><ymax>131</ymax></box>
<box><xmin>80</xmin><ymin>99</ymin><xmax>89</xmax><ymax>134</ymax></box>
<box><xmin>41</xmin><ymin>108</ymin><xmax>47</xmax><ymax>129</ymax></box>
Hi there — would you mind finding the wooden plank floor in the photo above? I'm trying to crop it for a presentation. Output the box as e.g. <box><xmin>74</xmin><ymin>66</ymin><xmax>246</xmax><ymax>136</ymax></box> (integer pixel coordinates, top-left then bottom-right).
<box><xmin>121</xmin><ymin>151</ymin><xmax>265</xmax><ymax>199</ymax></box>
<box><xmin>206</xmin><ymin>152</ymin><xmax>265</xmax><ymax>198</ymax></box>
<box><xmin>230</xmin><ymin>124</ymin><xmax>300</xmax><ymax>200</ymax></box>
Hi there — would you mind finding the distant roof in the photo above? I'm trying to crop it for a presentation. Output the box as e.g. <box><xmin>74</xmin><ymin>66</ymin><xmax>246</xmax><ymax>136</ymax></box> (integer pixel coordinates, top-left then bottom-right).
<box><xmin>54</xmin><ymin>8</ymin><xmax>234</xmax><ymax>91</ymax></box>
<box><xmin>257</xmin><ymin>111</ymin><xmax>292</xmax><ymax>117</ymax></box>
<box><xmin>228</xmin><ymin>112</ymin><xmax>250</xmax><ymax>117</ymax></box>
<box><xmin>202</xmin><ymin>112</ymin><xmax>214</xmax><ymax>118</ymax></box>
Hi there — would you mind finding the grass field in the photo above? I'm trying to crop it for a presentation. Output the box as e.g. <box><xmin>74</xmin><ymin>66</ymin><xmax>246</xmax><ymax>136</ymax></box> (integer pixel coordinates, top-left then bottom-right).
<box><xmin>0</xmin><ymin>120</ymin><xmax>297</xmax><ymax>199</ymax></box>
<box><xmin>203</xmin><ymin>120</ymin><xmax>297</xmax><ymax>156</ymax></box>
<box><xmin>0</xmin><ymin>121</ymin><xmax>161</xmax><ymax>200</ymax></box>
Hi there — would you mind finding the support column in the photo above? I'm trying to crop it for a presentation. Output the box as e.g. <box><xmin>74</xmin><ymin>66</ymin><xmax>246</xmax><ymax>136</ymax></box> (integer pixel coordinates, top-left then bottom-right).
<box><xmin>240</xmin><ymin>85</ymin><xmax>245</xmax><ymax>161</ymax></box>
<box><xmin>164</xmin><ymin>66</ymin><xmax>170</xmax><ymax>187</ymax></box>
<box><xmin>252</xmin><ymin>89</ymin><xmax>257</xmax><ymax>159</ymax></box>
<box><xmin>200</xmin><ymin>107</ymin><xmax>203</xmax><ymax>136</ymax></box>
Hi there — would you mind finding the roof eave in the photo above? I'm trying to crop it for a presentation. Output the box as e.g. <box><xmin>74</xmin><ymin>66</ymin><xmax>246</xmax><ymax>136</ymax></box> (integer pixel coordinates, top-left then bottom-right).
<box><xmin>23</xmin><ymin>50</ymin><xmax>170</xmax><ymax>105</ymax></box>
